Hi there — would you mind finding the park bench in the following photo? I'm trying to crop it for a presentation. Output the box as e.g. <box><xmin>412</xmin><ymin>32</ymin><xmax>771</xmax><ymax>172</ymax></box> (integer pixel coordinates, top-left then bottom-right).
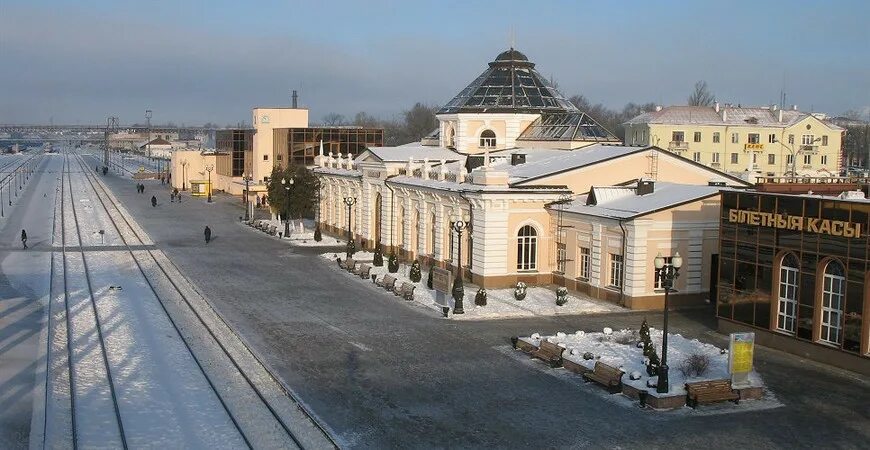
<box><xmin>530</xmin><ymin>340</ymin><xmax>565</xmax><ymax>368</ymax></box>
<box><xmin>350</xmin><ymin>262</ymin><xmax>365</xmax><ymax>275</ymax></box>
<box><xmin>582</xmin><ymin>361</ymin><xmax>624</xmax><ymax>393</ymax></box>
<box><xmin>357</xmin><ymin>264</ymin><xmax>373</xmax><ymax>279</ymax></box>
<box><xmin>394</xmin><ymin>282</ymin><xmax>416</xmax><ymax>300</ymax></box>
<box><xmin>376</xmin><ymin>274</ymin><xmax>397</xmax><ymax>291</ymax></box>
<box><xmin>338</xmin><ymin>258</ymin><xmax>355</xmax><ymax>270</ymax></box>
<box><xmin>685</xmin><ymin>379</ymin><xmax>739</xmax><ymax>408</ymax></box>
<box><xmin>268</xmin><ymin>225</ymin><xmax>277</xmax><ymax>236</ymax></box>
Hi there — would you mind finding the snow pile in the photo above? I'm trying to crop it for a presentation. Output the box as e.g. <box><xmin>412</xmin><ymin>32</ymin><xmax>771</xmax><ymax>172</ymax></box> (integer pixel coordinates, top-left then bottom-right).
<box><xmin>321</xmin><ymin>252</ymin><xmax>625</xmax><ymax>319</ymax></box>
<box><xmin>521</xmin><ymin>328</ymin><xmax>763</xmax><ymax>395</ymax></box>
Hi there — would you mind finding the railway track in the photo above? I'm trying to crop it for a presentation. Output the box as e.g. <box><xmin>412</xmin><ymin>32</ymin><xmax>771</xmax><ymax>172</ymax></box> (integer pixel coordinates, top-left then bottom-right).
<box><xmin>42</xmin><ymin>148</ymin><xmax>336</xmax><ymax>449</ymax></box>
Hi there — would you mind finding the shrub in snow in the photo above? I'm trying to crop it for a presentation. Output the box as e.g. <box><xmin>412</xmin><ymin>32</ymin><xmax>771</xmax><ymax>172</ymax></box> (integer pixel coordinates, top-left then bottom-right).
<box><xmin>387</xmin><ymin>252</ymin><xmax>399</xmax><ymax>273</ymax></box>
<box><xmin>639</xmin><ymin>318</ymin><xmax>661</xmax><ymax>376</ymax></box>
<box><xmin>646</xmin><ymin>378</ymin><xmax>658</xmax><ymax>388</ymax></box>
<box><xmin>614</xmin><ymin>329</ymin><xmax>639</xmax><ymax>345</ymax></box>
<box><xmin>426</xmin><ymin>268</ymin><xmax>434</xmax><ymax>289</ymax></box>
<box><xmin>582</xmin><ymin>352</ymin><xmax>594</xmax><ymax>360</ymax></box>
<box><xmin>514</xmin><ymin>282</ymin><xmax>527</xmax><ymax>300</ymax></box>
<box><xmin>603</xmin><ymin>327</ymin><xmax>613</xmax><ymax>335</ymax></box>
<box><xmin>556</xmin><ymin>287</ymin><xmax>568</xmax><ymax>306</ymax></box>
<box><xmin>575</xmin><ymin>331</ymin><xmax>585</xmax><ymax>337</ymax></box>
<box><xmin>530</xmin><ymin>333</ymin><xmax>541</xmax><ymax>340</ymax></box>
<box><xmin>409</xmin><ymin>260</ymin><xmax>422</xmax><ymax>282</ymax></box>
<box><xmin>313</xmin><ymin>226</ymin><xmax>322</xmax><ymax>242</ymax></box>
<box><xmin>475</xmin><ymin>288</ymin><xmax>487</xmax><ymax>306</ymax></box>
<box><xmin>570</xmin><ymin>348</ymin><xmax>579</xmax><ymax>356</ymax></box>
<box><xmin>373</xmin><ymin>246</ymin><xmax>384</xmax><ymax>267</ymax></box>
<box><xmin>346</xmin><ymin>238</ymin><xmax>356</xmax><ymax>257</ymax></box>
<box><xmin>678</xmin><ymin>353</ymin><xmax>711</xmax><ymax>378</ymax></box>
<box><xmin>629</xmin><ymin>371</ymin><xmax>642</xmax><ymax>381</ymax></box>
<box><xmin>555</xmin><ymin>332</ymin><xmax>566</xmax><ymax>339</ymax></box>
<box><xmin>720</xmin><ymin>348</ymin><xmax>728</xmax><ymax>355</ymax></box>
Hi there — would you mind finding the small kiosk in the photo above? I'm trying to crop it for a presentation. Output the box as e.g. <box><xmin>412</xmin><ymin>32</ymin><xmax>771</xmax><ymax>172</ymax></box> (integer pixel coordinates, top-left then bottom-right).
<box><xmin>189</xmin><ymin>180</ymin><xmax>212</xmax><ymax>197</ymax></box>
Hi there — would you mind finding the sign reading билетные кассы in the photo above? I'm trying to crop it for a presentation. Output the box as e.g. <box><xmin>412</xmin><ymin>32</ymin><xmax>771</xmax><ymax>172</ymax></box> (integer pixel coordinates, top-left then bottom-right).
<box><xmin>729</xmin><ymin>332</ymin><xmax>755</xmax><ymax>388</ymax></box>
<box><xmin>728</xmin><ymin>209</ymin><xmax>862</xmax><ymax>237</ymax></box>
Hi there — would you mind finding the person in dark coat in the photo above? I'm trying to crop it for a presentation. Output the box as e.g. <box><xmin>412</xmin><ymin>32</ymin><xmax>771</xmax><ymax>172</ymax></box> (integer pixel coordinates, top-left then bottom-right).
<box><xmin>204</xmin><ymin>226</ymin><xmax>211</xmax><ymax>244</ymax></box>
<box><xmin>151</xmin><ymin>195</ymin><xmax>157</xmax><ymax>207</ymax></box>
<box><xmin>21</xmin><ymin>229</ymin><xmax>27</xmax><ymax>249</ymax></box>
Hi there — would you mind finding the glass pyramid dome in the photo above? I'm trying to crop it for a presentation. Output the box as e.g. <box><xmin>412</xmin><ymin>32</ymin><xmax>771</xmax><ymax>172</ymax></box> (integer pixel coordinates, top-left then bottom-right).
<box><xmin>438</xmin><ymin>49</ymin><xmax>579</xmax><ymax>115</ymax></box>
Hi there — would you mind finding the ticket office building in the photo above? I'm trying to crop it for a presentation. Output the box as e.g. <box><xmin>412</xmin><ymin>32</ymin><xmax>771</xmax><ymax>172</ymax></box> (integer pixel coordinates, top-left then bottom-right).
<box><xmin>717</xmin><ymin>190</ymin><xmax>870</xmax><ymax>374</ymax></box>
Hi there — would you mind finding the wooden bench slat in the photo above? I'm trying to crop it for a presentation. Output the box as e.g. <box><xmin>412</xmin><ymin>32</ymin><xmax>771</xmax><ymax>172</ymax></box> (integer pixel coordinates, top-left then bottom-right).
<box><xmin>530</xmin><ymin>340</ymin><xmax>564</xmax><ymax>368</ymax></box>
<box><xmin>685</xmin><ymin>379</ymin><xmax>739</xmax><ymax>408</ymax></box>
<box><xmin>582</xmin><ymin>361</ymin><xmax>623</xmax><ymax>393</ymax></box>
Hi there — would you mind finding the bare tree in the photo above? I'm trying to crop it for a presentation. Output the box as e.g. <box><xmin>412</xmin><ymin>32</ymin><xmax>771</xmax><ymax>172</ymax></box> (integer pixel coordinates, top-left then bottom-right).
<box><xmin>687</xmin><ymin>80</ymin><xmax>715</xmax><ymax>106</ymax></box>
<box><xmin>402</xmin><ymin>103</ymin><xmax>438</xmax><ymax>143</ymax></box>
<box><xmin>321</xmin><ymin>113</ymin><xmax>347</xmax><ymax>126</ymax></box>
<box><xmin>352</xmin><ymin>112</ymin><xmax>380</xmax><ymax>128</ymax></box>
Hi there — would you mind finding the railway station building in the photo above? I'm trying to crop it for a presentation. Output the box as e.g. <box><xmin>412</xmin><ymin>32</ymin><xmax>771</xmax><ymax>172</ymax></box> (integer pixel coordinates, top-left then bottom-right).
<box><xmin>717</xmin><ymin>187</ymin><xmax>870</xmax><ymax>374</ymax></box>
<box><xmin>314</xmin><ymin>49</ymin><xmax>750</xmax><ymax>309</ymax></box>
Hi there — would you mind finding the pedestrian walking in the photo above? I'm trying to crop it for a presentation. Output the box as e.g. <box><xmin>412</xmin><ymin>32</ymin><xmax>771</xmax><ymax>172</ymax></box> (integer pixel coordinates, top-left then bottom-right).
<box><xmin>151</xmin><ymin>195</ymin><xmax>157</xmax><ymax>207</ymax></box>
<box><xmin>204</xmin><ymin>225</ymin><xmax>211</xmax><ymax>244</ymax></box>
<box><xmin>21</xmin><ymin>229</ymin><xmax>27</xmax><ymax>249</ymax></box>
<box><xmin>170</xmin><ymin>192</ymin><xmax>175</xmax><ymax>203</ymax></box>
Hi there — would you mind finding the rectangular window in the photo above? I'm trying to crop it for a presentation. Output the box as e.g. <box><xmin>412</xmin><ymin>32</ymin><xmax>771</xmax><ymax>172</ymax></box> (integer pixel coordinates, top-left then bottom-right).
<box><xmin>777</xmin><ymin>265</ymin><xmax>798</xmax><ymax>333</ymax></box>
<box><xmin>693</xmin><ymin>152</ymin><xmax>701</xmax><ymax>162</ymax></box>
<box><xmin>786</xmin><ymin>154</ymin><xmax>794</xmax><ymax>165</ymax></box>
<box><xmin>609</xmin><ymin>254</ymin><xmax>623</xmax><ymax>288</ymax></box>
<box><xmin>822</xmin><ymin>135</ymin><xmax>828</xmax><ymax>146</ymax></box>
<box><xmin>263</xmin><ymin>154</ymin><xmax>269</xmax><ymax>161</ymax></box>
<box><xmin>654</xmin><ymin>257</ymin><xmax>673</xmax><ymax>290</ymax></box>
<box><xmin>633</xmin><ymin>130</ymin><xmax>639</xmax><ymax>145</ymax></box>
<box><xmin>713</xmin><ymin>132</ymin><xmax>720</xmax><ymax>143</ymax></box>
<box><xmin>768</xmin><ymin>154</ymin><xmax>775</xmax><ymax>165</ymax></box>
<box><xmin>731</xmin><ymin>153</ymin><xmax>739</xmax><ymax>164</ymax></box>
<box><xmin>556</xmin><ymin>243</ymin><xmax>566</xmax><ymax>273</ymax></box>
<box><xmin>578</xmin><ymin>247</ymin><xmax>590</xmax><ymax>280</ymax></box>
<box><xmin>821</xmin><ymin>272</ymin><xmax>845</xmax><ymax>345</ymax></box>
<box><xmin>731</xmin><ymin>132</ymin><xmax>739</xmax><ymax>144</ymax></box>
<box><xmin>641</xmin><ymin>130</ymin><xmax>647</xmax><ymax>143</ymax></box>
<box><xmin>821</xmin><ymin>155</ymin><xmax>828</xmax><ymax>165</ymax></box>
<box><xmin>769</xmin><ymin>134</ymin><xmax>777</xmax><ymax>143</ymax></box>
<box><xmin>803</xmin><ymin>154</ymin><xmax>812</xmax><ymax>165</ymax></box>
<box><xmin>802</xmin><ymin>134</ymin><xmax>815</xmax><ymax>145</ymax></box>
<box><xmin>752</xmin><ymin>153</ymin><xmax>758</xmax><ymax>164</ymax></box>
<box><xmin>712</xmin><ymin>152</ymin><xmax>720</xmax><ymax>163</ymax></box>
<box><xmin>788</xmin><ymin>134</ymin><xmax>795</xmax><ymax>145</ymax></box>
<box><xmin>693</xmin><ymin>131</ymin><xmax>702</xmax><ymax>142</ymax></box>
<box><xmin>748</xmin><ymin>133</ymin><xmax>760</xmax><ymax>144</ymax></box>
<box><xmin>276</xmin><ymin>154</ymin><xmax>282</xmax><ymax>161</ymax></box>
<box><xmin>672</xmin><ymin>131</ymin><xmax>685</xmax><ymax>142</ymax></box>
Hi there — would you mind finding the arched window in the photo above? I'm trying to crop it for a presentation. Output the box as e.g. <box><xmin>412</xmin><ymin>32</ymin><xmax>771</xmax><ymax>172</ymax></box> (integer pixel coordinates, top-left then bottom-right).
<box><xmin>479</xmin><ymin>129</ymin><xmax>496</xmax><ymax>149</ymax></box>
<box><xmin>820</xmin><ymin>260</ymin><xmax>845</xmax><ymax>345</ymax></box>
<box><xmin>414</xmin><ymin>210</ymin><xmax>421</xmax><ymax>253</ymax></box>
<box><xmin>374</xmin><ymin>193</ymin><xmax>382</xmax><ymax>247</ymax></box>
<box><xmin>446</xmin><ymin>127</ymin><xmax>455</xmax><ymax>148</ymax></box>
<box><xmin>397</xmin><ymin>206</ymin><xmax>405</xmax><ymax>248</ymax></box>
<box><xmin>517</xmin><ymin>225</ymin><xmax>537</xmax><ymax>271</ymax></box>
<box><xmin>777</xmin><ymin>253</ymin><xmax>799</xmax><ymax>333</ymax></box>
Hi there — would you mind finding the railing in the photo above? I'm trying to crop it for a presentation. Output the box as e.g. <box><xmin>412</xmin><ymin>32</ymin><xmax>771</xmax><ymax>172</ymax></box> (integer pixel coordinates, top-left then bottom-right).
<box><xmin>668</xmin><ymin>141</ymin><xmax>689</xmax><ymax>151</ymax></box>
<box><xmin>799</xmin><ymin>145</ymin><xmax>819</xmax><ymax>154</ymax></box>
<box><xmin>755</xmin><ymin>176</ymin><xmax>870</xmax><ymax>185</ymax></box>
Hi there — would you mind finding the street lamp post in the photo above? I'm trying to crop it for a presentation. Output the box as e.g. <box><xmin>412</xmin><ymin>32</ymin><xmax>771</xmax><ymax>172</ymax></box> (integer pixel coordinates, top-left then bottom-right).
<box><xmin>205</xmin><ymin>164</ymin><xmax>214</xmax><ymax>203</ymax></box>
<box><xmin>451</xmin><ymin>218</ymin><xmax>468</xmax><ymax>314</ymax></box>
<box><xmin>243</xmin><ymin>173</ymin><xmax>252</xmax><ymax>221</ymax></box>
<box><xmin>653</xmin><ymin>251</ymin><xmax>683</xmax><ymax>394</ymax></box>
<box><xmin>145</xmin><ymin>109</ymin><xmax>152</xmax><ymax>175</ymax></box>
<box><xmin>181</xmin><ymin>160</ymin><xmax>188</xmax><ymax>191</ymax></box>
<box><xmin>281</xmin><ymin>177</ymin><xmax>294</xmax><ymax>236</ymax></box>
<box><xmin>343</xmin><ymin>196</ymin><xmax>357</xmax><ymax>258</ymax></box>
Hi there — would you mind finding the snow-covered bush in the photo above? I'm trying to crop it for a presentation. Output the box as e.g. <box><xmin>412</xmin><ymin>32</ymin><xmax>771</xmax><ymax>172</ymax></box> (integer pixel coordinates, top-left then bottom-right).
<box><xmin>313</xmin><ymin>226</ymin><xmax>322</xmax><ymax>242</ymax></box>
<box><xmin>555</xmin><ymin>332</ymin><xmax>566</xmax><ymax>339</ymax></box>
<box><xmin>373</xmin><ymin>246</ymin><xmax>384</xmax><ymax>267</ymax></box>
<box><xmin>475</xmin><ymin>288</ymin><xmax>487</xmax><ymax>306</ymax></box>
<box><xmin>530</xmin><ymin>332</ymin><xmax>541</xmax><ymax>340</ymax></box>
<box><xmin>409</xmin><ymin>260</ymin><xmax>422</xmax><ymax>282</ymax></box>
<box><xmin>387</xmin><ymin>252</ymin><xmax>399</xmax><ymax>273</ymax></box>
<box><xmin>629</xmin><ymin>371</ymin><xmax>642</xmax><ymax>381</ymax></box>
<box><xmin>639</xmin><ymin>319</ymin><xmax>661</xmax><ymax>376</ymax></box>
<box><xmin>678</xmin><ymin>353</ymin><xmax>711</xmax><ymax>378</ymax></box>
<box><xmin>603</xmin><ymin>327</ymin><xmax>613</xmax><ymax>335</ymax></box>
<box><xmin>514</xmin><ymin>281</ymin><xmax>527</xmax><ymax>300</ymax></box>
<box><xmin>582</xmin><ymin>352</ymin><xmax>594</xmax><ymax>360</ymax></box>
<box><xmin>613</xmin><ymin>329</ymin><xmax>639</xmax><ymax>345</ymax></box>
<box><xmin>556</xmin><ymin>287</ymin><xmax>568</xmax><ymax>306</ymax></box>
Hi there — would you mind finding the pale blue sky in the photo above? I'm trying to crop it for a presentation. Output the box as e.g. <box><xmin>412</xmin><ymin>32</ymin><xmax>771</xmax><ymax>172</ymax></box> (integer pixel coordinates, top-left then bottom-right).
<box><xmin>1</xmin><ymin>0</ymin><xmax>868</xmax><ymax>125</ymax></box>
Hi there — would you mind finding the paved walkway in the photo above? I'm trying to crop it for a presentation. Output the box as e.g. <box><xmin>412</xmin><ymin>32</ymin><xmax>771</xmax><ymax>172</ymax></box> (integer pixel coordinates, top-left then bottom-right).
<box><xmin>94</xmin><ymin>158</ymin><xmax>870</xmax><ymax>449</ymax></box>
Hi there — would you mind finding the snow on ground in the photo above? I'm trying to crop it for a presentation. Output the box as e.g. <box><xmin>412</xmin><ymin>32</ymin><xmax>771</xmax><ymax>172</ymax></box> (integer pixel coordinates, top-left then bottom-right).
<box><xmin>245</xmin><ymin>218</ymin><xmax>345</xmax><ymax>246</ymax></box>
<box><xmin>321</xmin><ymin>252</ymin><xmax>625</xmax><ymax>320</ymax></box>
<box><xmin>520</xmin><ymin>328</ymin><xmax>764</xmax><ymax>396</ymax></box>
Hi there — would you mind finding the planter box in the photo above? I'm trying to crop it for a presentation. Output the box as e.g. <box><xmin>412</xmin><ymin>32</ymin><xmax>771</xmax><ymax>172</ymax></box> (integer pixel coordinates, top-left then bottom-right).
<box><xmin>513</xmin><ymin>337</ymin><xmax>538</xmax><ymax>353</ymax></box>
<box><xmin>737</xmin><ymin>386</ymin><xmax>763</xmax><ymax>401</ymax></box>
<box><xmin>623</xmin><ymin>384</ymin><xmax>686</xmax><ymax>409</ymax></box>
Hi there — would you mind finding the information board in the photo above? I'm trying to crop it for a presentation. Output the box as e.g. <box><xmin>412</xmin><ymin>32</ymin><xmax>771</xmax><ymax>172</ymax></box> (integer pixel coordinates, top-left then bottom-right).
<box><xmin>729</xmin><ymin>332</ymin><xmax>755</xmax><ymax>388</ymax></box>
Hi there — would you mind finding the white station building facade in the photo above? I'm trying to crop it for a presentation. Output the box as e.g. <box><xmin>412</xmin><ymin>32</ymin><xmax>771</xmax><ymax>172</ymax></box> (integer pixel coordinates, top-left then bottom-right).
<box><xmin>313</xmin><ymin>49</ymin><xmax>751</xmax><ymax>309</ymax></box>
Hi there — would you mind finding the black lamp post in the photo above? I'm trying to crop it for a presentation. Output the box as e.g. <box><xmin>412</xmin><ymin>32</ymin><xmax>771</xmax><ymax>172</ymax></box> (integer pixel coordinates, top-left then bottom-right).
<box><xmin>451</xmin><ymin>218</ymin><xmax>468</xmax><ymax>314</ymax></box>
<box><xmin>243</xmin><ymin>173</ymin><xmax>252</xmax><ymax>221</ymax></box>
<box><xmin>653</xmin><ymin>251</ymin><xmax>683</xmax><ymax>394</ymax></box>
<box><xmin>181</xmin><ymin>160</ymin><xmax>188</xmax><ymax>191</ymax></box>
<box><xmin>282</xmin><ymin>177</ymin><xmax>294</xmax><ymax>236</ymax></box>
<box><xmin>205</xmin><ymin>164</ymin><xmax>214</xmax><ymax>203</ymax></box>
<box><xmin>343</xmin><ymin>196</ymin><xmax>357</xmax><ymax>258</ymax></box>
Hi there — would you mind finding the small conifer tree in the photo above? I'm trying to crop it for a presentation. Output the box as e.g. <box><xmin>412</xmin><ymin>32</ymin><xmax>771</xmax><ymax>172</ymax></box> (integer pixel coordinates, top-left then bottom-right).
<box><xmin>409</xmin><ymin>260</ymin><xmax>422</xmax><ymax>282</ymax></box>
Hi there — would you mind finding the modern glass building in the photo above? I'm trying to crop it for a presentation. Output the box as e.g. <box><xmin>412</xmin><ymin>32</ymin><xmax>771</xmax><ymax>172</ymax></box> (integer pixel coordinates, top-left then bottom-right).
<box><xmin>274</xmin><ymin>127</ymin><xmax>383</xmax><ymax>167</ymax></box>
<box><xmin>717</xmin><ymin>189</ymin><xmax>870</xmax><ymax>373</ymax></box>
<box><xmin>215</xmin><ymin>129</ymin><xmax>254</xmax><ymax>177</ymax></box>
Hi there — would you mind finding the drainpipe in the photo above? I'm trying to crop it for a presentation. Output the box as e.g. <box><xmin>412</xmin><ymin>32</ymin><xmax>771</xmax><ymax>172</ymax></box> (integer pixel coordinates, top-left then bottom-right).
<box><xmin>458</xmin><ymin>189</ymin><xmax>473</xmax><ymax>280</ymax></box>
<box><xmin>618</xmin><ymin>219</ymin><xmax>627</xmax><ymax>307</ymax></box>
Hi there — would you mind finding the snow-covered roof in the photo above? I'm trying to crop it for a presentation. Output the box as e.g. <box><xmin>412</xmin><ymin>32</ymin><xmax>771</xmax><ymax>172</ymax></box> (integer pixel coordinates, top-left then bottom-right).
<box><xmin>359</xmin><ymin>145</ymin><xmax>465</xmax><ymax>163</ymax></box>
<box><xmin>624</xmin><ymin>105</ymin><xmax>844</xmax><ymax>130</ymax></box>
<box><xmin>506</xmin><ymin>144</ymin><xmax>645</xmax><ymax>184</ymax></box>
<box><xmin>554</xmin><ymin>181</ymin><xmax>722</xmax><ymax>219</ymax></box>
<box><xmin>313</xmin><ymin>167</ymin><xmax>361</xmax><ymax>177</ymax></box>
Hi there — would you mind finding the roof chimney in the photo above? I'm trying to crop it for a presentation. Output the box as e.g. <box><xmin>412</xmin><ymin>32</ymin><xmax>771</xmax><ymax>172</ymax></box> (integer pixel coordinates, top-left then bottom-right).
<box><xmin>770</xmin><ymin>104</ymin><xmax>778</xmax><ymax>112</ymax></box>
<box><xmin>511</xmin><ymin>153</ymin><xmax>526</xmax><ymax>165</ymax></box>
<box><xmin>714</xmin><ymin>102</ymin><xmax>720</xmax><ymax>113</ymax></box>
<box><xmin>722</xmin><ymin>109</ymin><xmax>727</xmax><ymax>122</ymax></box>
<box><xmin>655</xmin><ymin>105</ymin><xmax>663</xmax><ymax>112</ymax></box>
<box><xmin>292</xmin><ymin>90</ymin><xmax>298</xmax><ymax>108</ymax></box>
<box><xmin>791</xmin><ymin>104</ymin><xmax>798</xmax><ymax>111</ymax></box>
<box><xmin>778</xmin><ymin>109</ymin><xmax>783</xmax><ymax>123</ymax></box>
<box><xmin>637</xmin><ymin>178</ymin><xmax>655</xmax><ymax>195</ymax></box>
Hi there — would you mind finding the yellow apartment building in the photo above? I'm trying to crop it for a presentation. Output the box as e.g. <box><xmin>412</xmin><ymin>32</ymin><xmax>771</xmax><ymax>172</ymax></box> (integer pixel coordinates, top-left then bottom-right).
<box><xmin>623</xmin><ymin>104</ymin><xmax>844</xmax><ymax>178</ymax></box>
